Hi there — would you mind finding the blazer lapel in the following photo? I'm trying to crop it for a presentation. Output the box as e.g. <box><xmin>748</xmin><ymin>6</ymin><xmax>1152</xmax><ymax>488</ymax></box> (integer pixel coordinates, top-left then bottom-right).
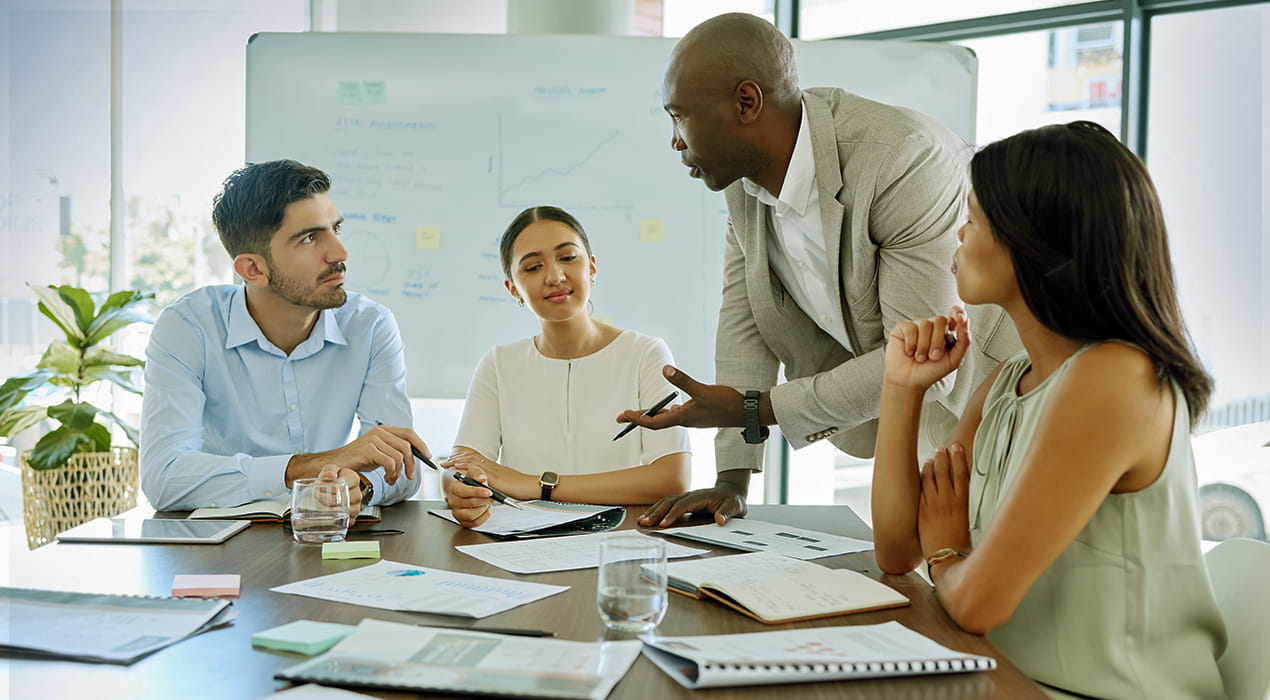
<box><xmin>804</xmin><ymin>92</ymin><xmax>853</xmax><ymax>344</ymax></box>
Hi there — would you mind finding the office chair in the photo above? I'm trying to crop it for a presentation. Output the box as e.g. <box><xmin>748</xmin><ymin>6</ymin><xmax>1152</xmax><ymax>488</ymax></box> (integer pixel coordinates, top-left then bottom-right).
<box><xmin>1205</xmin><ymin>537</ymin><xmax>1270</xmax><ymax>700</ymax></box>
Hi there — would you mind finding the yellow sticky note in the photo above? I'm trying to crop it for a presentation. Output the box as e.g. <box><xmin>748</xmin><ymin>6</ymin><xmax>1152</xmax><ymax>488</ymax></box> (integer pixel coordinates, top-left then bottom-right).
<box><xmin>416</xmin><ymin>225</ymin><xmax>441</xmax><ymax>249</ymax></box>
<box><xmin>640</xmin><ymin>218</ymin><xmax>665</xmax><ymax>242</ymax></box>
<box><xmin>322</xmin><ymin>540</ymin><xmax>380</xmax><ymax>560</ymax></box>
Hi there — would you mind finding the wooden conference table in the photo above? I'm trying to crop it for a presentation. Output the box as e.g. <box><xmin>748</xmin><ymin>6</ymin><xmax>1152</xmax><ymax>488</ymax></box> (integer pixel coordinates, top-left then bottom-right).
<box><xmin>4</xmin><ymin>502</ymin><xmax>1046</xmax><ymax>699</ymax></box>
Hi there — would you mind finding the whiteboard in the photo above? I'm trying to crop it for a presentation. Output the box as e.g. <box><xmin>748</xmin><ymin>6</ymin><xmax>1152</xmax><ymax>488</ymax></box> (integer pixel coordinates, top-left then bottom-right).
<box><xmin>246</xmin><ymin>32</ymin><xmax>975</xmax><ymax>398</ymax></box>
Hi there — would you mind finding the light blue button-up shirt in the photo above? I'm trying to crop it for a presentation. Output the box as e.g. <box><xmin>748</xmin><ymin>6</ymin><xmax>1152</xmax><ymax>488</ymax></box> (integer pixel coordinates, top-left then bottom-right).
<box><xmin>140</xmin><ymin>285</ymin><xmax>420</xmax><ymax>511</ymax></box>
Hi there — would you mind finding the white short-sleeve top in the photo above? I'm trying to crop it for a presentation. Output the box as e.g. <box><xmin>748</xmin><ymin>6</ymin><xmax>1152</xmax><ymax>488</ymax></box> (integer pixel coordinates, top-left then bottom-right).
<box><xmin>454</xmin><ymin>329</ymin><xmax>691</xmax><ymax>476</ymax></box>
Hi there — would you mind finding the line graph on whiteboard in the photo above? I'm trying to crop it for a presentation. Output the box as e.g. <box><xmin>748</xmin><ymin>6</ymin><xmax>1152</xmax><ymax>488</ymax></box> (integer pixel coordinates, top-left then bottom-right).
<box><xmin>496</xmin><ymin>112</ymin><xmax>635</xmax><ymax>211</ymax></box>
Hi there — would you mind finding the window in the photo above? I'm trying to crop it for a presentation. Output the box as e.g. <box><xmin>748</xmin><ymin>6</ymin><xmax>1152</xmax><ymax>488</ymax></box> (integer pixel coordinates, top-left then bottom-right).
<box><xmin>798</xmin><ymin>0</ymin><xmax>1086</xmax><ymax>40</ymax></box>
<box><xmin>1147</xmin><ymin>3</ymin><xmax>1269</xmax><ymax>542</ymax></box>
<box><xmin>956</xmin><ymin>23</ymin><xmax>1122</xmax><ymax>147</ymax></box>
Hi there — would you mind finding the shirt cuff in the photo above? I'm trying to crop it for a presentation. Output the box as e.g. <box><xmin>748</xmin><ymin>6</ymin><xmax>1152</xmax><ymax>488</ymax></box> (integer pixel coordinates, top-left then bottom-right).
<box><xmin>248</xmin><ymin>454</ymin><xmax>292</xmax><ymax>501</ymax></box>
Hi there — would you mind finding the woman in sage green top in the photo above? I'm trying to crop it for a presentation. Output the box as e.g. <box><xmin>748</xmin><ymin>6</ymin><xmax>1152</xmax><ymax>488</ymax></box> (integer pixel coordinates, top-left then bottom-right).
<box><xmin>871</xmin><ymin>122</ymin><xmax>1226</xmax><ymax>699</ymax></box>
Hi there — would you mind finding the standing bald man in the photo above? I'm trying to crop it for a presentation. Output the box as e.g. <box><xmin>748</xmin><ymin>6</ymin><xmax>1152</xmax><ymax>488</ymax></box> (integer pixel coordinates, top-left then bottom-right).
<box><xmin>620</xmin><ymin>13</ymin><xmax>1019</xmax><ymax>526</ymax></box>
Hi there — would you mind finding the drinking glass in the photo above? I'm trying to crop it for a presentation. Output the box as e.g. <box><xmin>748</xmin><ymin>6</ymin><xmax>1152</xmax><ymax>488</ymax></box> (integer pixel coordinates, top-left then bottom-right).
<box><xmin>596</xmin><ymin>532</ymin><xmax>668</xmax><ymax>635</ymax></box>
<box><xmin>290</xmin><ymin>477</ymin><xmax>350</xmax><ymax>544</ymax></box>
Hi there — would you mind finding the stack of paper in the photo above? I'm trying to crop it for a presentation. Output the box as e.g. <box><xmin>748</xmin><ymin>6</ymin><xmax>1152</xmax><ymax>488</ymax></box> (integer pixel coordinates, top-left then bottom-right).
<box><xmin>0</xmin><ymin>587</ymin><xmax>236</xmax><ymax>664</ymax></box>
<box><xmin>276</xmin><ymin>619</ymin><xmax>641</xmax><ymax>699</ymax></box>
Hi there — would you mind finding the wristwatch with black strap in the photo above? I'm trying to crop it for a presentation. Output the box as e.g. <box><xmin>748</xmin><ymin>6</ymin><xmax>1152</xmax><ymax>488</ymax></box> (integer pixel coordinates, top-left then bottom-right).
<box><xmin>742</xmin><ymin>390</ymin><xmax>770</xmax><ymax>444</ymax></box>
<box><xmin>357</xmin><ymin>473</ymin><xmax>374</xmax><ymax>506</ymax></box>
<box><xmin>539</xmin><ymin>471</ymin><xmax>559</xmax><ymax>501</ymax></box>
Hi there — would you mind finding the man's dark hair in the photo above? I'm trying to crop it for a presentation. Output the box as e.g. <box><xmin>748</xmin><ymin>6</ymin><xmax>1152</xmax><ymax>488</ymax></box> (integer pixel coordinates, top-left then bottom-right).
<box><xmin>211</xmin><ymin>160</ymin><xmax>331</xmax><ymax>258</ymax></box>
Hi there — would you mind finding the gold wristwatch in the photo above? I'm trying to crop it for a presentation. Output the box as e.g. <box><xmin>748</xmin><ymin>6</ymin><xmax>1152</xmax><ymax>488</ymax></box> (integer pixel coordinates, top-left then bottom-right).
<box><xmin>539</xmin><ymin>471</ymin><xmax>559</xmax><ymax>501</ymax></box>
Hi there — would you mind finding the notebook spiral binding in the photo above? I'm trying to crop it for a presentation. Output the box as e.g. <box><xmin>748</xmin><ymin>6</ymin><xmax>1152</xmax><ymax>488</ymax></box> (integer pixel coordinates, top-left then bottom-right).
<box><xmin>702</xmin><ymin>656</ymin><xmax>996</xmax><ymax>674</ymax></box>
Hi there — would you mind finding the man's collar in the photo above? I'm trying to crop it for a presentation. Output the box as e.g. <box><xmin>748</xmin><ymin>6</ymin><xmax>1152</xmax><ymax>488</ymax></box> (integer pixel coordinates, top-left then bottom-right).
<box><xmin>225</xmin><ymin>285</ymin><xmax>347</xmax><ymax>353</ymax></box>
<box><xmin>741</xmin><ymin>100</ymin><xmax>814</xmax><ymax>215</ymax></box>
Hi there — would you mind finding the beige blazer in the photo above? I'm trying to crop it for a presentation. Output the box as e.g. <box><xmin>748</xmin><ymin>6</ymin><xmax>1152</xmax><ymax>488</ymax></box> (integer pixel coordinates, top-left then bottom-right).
<box><xmin>715</xmin><ymin>88</ymin><xmax>1020</xmax><ymax>471</ymax></box>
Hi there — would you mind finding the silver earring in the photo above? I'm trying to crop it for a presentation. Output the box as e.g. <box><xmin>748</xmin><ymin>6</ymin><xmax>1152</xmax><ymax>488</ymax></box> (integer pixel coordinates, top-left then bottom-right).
<box><xmin>591</xmin><ymin>277</ymin><xmax>596</xmax><ymax>286</ymax></box>
<box><xmin>517</xmin><ymin>299</ymin><xmax>525</xmax><ymax>307</ymax></box>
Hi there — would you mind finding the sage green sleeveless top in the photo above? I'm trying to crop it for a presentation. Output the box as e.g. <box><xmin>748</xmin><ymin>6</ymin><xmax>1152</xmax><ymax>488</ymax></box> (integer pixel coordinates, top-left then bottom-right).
<box><xmin>970</xmin><ymin>348</ymin><xmax>1227</xmax><ymax>699</ymax></box>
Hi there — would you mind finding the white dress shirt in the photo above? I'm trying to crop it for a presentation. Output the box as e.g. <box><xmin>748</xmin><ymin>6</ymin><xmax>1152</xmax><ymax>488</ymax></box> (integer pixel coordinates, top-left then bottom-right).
<box><xmin>742</xmin><ymin>102</ymin><xmax>853</xmax><ymax>352</ymax></box>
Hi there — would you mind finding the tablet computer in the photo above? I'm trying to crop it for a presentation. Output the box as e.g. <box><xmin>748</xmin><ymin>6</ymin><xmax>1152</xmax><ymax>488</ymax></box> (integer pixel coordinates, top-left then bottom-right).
<box><xmin>56</xmin><ymin>518</ymin><xmax>250</xmax><ymax>544</ymax></box>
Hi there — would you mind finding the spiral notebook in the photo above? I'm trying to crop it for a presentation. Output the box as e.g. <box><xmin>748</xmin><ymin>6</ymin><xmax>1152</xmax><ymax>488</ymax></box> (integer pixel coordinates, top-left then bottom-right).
<box><xmin>429</xmin><ymin>500</ymin><xmax>624</xmax><ymax>539</ymax></box>
<box><xmin>642</xmin><ymin>621</ymin><xmax>996</xmax><ymax>689</ymax></box>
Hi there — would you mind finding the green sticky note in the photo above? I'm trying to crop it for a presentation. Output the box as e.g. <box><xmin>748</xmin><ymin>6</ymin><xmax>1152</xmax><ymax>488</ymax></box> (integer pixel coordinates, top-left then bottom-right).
<box><xmin>362</xmin><ymin>80</ymin><xmax>387</xmax><ymax>104</ymax></box>
<box><xmin>322</xmin><ymin>540</ymin><xmax>380</xmax><ymax>559</ymax></box>
<box><xmin>336</xmin><ymin>80</ymin><xmax>362</xmax><ymax>104</ymax></box>
<box><xmin>251</xmin><ymin>620</ymin><xmax>355</xmax><ymax>656</ymax></box>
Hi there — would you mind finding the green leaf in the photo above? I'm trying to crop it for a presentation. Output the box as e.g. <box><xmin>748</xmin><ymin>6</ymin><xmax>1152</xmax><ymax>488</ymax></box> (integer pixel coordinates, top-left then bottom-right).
<box><xmin>0</xmin><ymin>371</ymin><xmax>53</xmax><ymax>414</ymax></box>
<box><xmin>82</xmin><ymin>366</ymin><xmax>142</xmax><ymax>394</ymax></box>
<box><xmin>100</xmin><ymin>409</ymin><xmax>140</xmax><ymax>447</ymax></box>
<box><xmin>98</xmin><ymin>289</ymin><xmax>151</xmax><ymax>316</ymax></box>
<box><xmin>54</xmin><ymin>285</ymin><xmax>97</xmax><ymax>335</ymax></box>
<box><xmin>28</xmin><ymin>425</ymin><xmax>95</xmax><ymax>470</ymax></box>
<box><xmin>46</xmin><ymin>399</ymin><xmax>99</xmax><ymax>430</ymax></box>
<box><xmin>31</xmin><ymin>285</ymin><xmax>86</xmax><ymax>348</ymax></box>
<box><xmin>84</xmin><ymin>308</ymin><xmax>154</xmax><ymax>348</ymax></box>
<box><xmin>83</xmin><ymin>348</ymin><xmax>145</xmax><ymax>368</ymax></box>
<box><xmin>0</xmin><ymin>405</ymin><xmax>49</xmax><ymax>438</ymax></box>
<box><xmin>36</xmin><ymin>340</ymin><xmax>82</xmax><ymax>375</ymax></box>
<box><xmin>83</xmin><ymin>421</ymin><xmax>112</xmax><ymax>452</ymax></box>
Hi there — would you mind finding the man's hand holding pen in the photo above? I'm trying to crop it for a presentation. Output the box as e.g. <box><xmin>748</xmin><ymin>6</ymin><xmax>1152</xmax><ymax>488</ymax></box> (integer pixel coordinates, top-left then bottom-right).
<box><xmin>615</xmin><ymin>365</ymin><xmax>773</xmax><ymax>430</ymax></box>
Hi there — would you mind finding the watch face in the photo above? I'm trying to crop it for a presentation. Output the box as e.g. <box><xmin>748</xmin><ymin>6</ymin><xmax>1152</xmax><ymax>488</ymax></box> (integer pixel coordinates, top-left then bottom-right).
<box><xmin>540</xmin><ymin>472</ymin><xmax>559</xmax><ymax>486</ymax></box>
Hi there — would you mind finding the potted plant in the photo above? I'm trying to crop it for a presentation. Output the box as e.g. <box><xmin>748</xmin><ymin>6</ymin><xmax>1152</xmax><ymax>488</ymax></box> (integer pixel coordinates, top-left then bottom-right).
<box><xmin>0</xmin><ymin>285</ymin><xmax>154</xmax><ymax>548</ymax></box>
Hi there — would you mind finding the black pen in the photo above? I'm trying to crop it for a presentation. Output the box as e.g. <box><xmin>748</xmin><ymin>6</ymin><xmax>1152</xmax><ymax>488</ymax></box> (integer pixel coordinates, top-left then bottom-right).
<box><xmin>374</xmin><ymin>421</ymin><xmax>523</xmax><ymax>510</ymax></box>
<box><xmin>416</xmin><ymin>623</ymin><xmax>554</xmax><ymax>638</ymax></box>
<box><xmin>429</xmin><ymin>449</ymin><xmax>525</xmax><ymax>511</ymax></box>
<box><xmin>614</xmin><ymin>391</ymin><xmax>679</xmax><ymax>441</ymax></box>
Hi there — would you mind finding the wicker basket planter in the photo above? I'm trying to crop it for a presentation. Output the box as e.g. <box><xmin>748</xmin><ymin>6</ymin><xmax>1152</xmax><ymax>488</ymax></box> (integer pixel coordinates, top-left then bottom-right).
<box><xmin>21</xmin><ymin>446</ymin><xmax>138</xmax><ymax>549</ymax></box>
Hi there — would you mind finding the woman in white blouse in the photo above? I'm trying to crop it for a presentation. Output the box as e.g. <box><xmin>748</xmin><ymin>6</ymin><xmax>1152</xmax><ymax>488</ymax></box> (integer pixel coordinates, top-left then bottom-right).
<box><xmin>442</xmin><ymin>206</ymin><xmax>692</xmax><ymax>527</ymax></box>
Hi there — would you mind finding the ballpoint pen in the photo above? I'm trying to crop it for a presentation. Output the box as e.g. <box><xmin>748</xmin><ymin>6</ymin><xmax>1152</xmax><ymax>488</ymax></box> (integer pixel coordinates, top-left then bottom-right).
<box><xmin>613</xmin><ymin>391</ymin><xmax>679</xmax><ymax>441</ymax></box>
<box><xmin>410</xmin><ymin>444</ymin><xmax>525</xmax><ymax>511</ymax></box>
<box><xmin>415</xmin><ymin>623</ymin><xmax>553</xmax><ymax>638</ymax></box>
<box><xmin>373</xmin><ymin>421</ymin><xmax>524</xmax><ymax>509</ymax></box>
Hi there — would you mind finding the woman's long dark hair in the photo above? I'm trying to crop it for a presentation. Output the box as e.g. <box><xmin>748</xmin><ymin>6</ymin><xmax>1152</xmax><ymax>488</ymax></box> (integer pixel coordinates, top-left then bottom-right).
<box><xmin>971</xmin><ymin>121</ymin><xmax>1211</xmax><ymax>425</ymax></box>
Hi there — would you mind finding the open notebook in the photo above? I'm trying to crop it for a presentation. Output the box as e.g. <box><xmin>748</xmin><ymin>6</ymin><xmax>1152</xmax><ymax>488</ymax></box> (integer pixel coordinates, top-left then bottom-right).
<box><xmin>661</xmin><ymin>551</ymin><xmax>908</xmax><ymax>624</ymax></box>
<box><xmin>188</xmin><ymin>496</ymin><xmax>380</xmax><ymax>522</ymax></box>
<box><xmin>643</xmin><ymin>621</ymin><xmax>996</xmax><ymax>689</ymax></box>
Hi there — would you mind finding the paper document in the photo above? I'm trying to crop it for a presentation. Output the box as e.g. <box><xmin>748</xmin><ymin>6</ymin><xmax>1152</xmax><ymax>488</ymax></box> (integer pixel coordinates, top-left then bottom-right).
<box><xmin>643</xmin><ymin>620</ymin><xmax>996</xmax><ymax>689</ymax></box>
<box><xmin>657</xmin><ymin>518</ymin><xmax>872</xmax><ymax>560</ymax></box>
<box><xmin>458</xmin><ymin>532</ymin><xmax>708</xmax><ymax>574</ymax></box>
<box><xmin>430</xmin><ymin>500</ymin><xmax>625</xmax><ymax>538</ymax></box>
<box><xmin>270</xmin><ymin>560</ymin><xmax>567</xmax><ymax>618</ymax></box>
<box><xmin>0</xmin><ymin>587</ymin><xmax>236</xmax><ymax>664</ymax></box>
<box><xmin>277</xmin><ymin>618</ymin><xmax>641</xmax><ymax>700</ymax></box>
<box><xmin>661</xmin><ymin>551</ymin><xmax>908</xmax><ymax>624</ymax></box>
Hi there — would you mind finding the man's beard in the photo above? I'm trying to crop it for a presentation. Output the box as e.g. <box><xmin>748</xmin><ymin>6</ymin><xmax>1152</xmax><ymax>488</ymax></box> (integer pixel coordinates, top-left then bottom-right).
<box><xmin>267</xmin><ymin>262</ymin><xmax>348</xmax><ymax>310</ymax></box>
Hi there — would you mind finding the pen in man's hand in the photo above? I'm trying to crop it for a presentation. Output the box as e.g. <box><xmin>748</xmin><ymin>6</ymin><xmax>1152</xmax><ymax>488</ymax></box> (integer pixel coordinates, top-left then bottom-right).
<box><xmin>614</xmin><ymin>391</ymin><xmax>679</xmax><ymax>441</ymax></box>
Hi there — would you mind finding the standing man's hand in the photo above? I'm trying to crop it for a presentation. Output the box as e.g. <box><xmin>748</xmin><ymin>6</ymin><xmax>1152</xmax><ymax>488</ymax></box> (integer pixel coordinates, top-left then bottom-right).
<box><xmin>638</xmin><ymin>469</ymin><xmax>750</xmax><ymax>527</ymax></box>
<box><xmin>616</xmin><ymin>365</ymin><xmax>769</xmax><ymax>430</ymax></box>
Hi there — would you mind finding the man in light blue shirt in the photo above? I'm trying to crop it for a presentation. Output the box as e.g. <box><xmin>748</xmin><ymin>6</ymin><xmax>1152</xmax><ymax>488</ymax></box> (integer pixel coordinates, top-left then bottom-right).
<box><xmin>140</xmin><ymin>160</ymin><xmax>427</xmax><ymax>515</ymax></box>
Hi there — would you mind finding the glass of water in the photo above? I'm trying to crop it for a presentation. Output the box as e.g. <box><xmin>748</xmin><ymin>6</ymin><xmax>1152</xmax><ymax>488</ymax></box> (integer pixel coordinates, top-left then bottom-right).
<box><xmin>290</xmin><ymin>476</ymin><xmax>350</xmax><ymax>544</ymax></box>
<box><xmin>596</xmin><ymin>532</ymin><xmax>668</xmax><ymax>636</ymax></box>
